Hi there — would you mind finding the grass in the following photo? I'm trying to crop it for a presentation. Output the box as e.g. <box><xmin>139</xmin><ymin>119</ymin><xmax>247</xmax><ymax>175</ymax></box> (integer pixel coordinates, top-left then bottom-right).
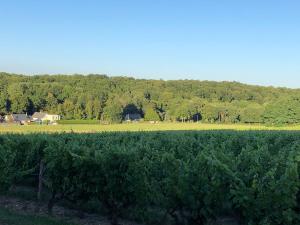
<box><xmin>0</xmin><ymin>122</ymin><xmax>299</xmax><ymax>133</ymax></box>
<box><xmin>0</xmin><ymin>207</ymin><xmax>74</xmax><ymax>225</ymax></box>
<box><xmin>58</xmin><ymin>120</ymin><xmax>101</xmax><ymax>124</ymax></box>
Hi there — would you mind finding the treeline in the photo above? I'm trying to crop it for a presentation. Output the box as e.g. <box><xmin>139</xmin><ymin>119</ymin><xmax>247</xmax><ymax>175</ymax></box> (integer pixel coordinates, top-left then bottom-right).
<box><xmin>0</xmin><ymin>131</ymin><xmax>299</xmax><ymax>225</ymax></box>
<box><xmin>0</xmin><ymin>72</ymin><xmax>300</xmax><ymax>124</ymax></box>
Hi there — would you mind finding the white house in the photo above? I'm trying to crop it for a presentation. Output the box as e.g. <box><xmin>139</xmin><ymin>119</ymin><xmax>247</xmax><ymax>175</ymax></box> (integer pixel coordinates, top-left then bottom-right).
<box><xmin>32</xmin><ymin>112</ymin><xmax>60</xmax><ymax>123</ymax></box>
<box><xmin>45</xmin><ymin>114</ymin><xmax>60</xmax><ymax>122</ymax></box>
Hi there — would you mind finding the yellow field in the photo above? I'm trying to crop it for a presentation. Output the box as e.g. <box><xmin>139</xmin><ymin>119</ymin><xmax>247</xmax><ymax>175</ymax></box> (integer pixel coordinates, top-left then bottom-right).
<box><xmin>0</xmin><ymin>122</ymin><xmax>300</xmax><ymax>133</ymax></box>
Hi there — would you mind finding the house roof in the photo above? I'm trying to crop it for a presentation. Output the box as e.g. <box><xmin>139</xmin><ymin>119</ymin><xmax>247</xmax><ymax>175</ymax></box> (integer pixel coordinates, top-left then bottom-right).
<box><xmin>10</xmin><ymin>114</ymin><xmax>29</xmax><ymax>121</ymax></box>
<box><xmin>32</xmin><ymin>112</ymin><xmax>47</xmax><ymax>120</ymax></box>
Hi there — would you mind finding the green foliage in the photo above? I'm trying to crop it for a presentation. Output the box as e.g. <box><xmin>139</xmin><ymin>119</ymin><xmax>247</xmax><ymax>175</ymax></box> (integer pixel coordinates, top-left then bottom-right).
<box><xmin>0</xmin><ymin>131</ymin><xmax>299</xmax><ymax>224</ymax></box>
<box><xmin>96</xmin><ymin>149</ymin><xmax>148</xmax><ymax>224</ymax></box>
<box><xmin>263</xmin><ymin>96</ymin><xmax>300</xmax><ymax>124</ymax></box>
<box><xmin>1</xmin><ymin>72</ymin><xmax>300</xmax><ymax>125</ymax></box>
<box><xmin>240</xmin><ymin>103</ymin><xmax>264</xmax><ymax>123</ymax></box>
<box><xmin>231</xmin><ymin>144</ymin><xmax>300</xmax><ymax>224</ymax></box>
<box><xmin>102</xmin><ymin>101</ymin><xmax>123</xmax><ymax>123</ymax></box>
<box><xmin>0</xmin><ymin>136</ymin><xmax>16</xmax><ymax>192</ymax></box>
<box><xmin>163</xmin><ymin>150</ymin><xmax>236</xmax><ymax>225</ymax></box>
<box><xmin>143</xmin><ymin>106</ymin><xmax>160</xmax><ymax>121</ymax></box>
<box><xmin>0</xmin><ymin>94</ymin><xmax>8</xmax><ymax>114</ymax></box>
<box><xmin>201</xmin><ymin>104</ymin><xmax>220</xmax><ymax>122</ymax></box>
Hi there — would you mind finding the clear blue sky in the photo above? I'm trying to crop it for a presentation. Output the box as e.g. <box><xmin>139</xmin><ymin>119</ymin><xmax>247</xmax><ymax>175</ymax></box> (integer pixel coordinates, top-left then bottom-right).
<box><xmin>0</xmin><ymin>0</ymin><xmax>299</xmax><ymax>88</ymax></box>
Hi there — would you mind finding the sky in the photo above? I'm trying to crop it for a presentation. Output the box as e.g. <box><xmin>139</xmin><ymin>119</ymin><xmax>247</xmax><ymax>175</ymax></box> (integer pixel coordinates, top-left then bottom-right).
<box><xmin>0</xmin><ymin>0</ymin><xmax>299</xmax><ymax>88</ymax></box>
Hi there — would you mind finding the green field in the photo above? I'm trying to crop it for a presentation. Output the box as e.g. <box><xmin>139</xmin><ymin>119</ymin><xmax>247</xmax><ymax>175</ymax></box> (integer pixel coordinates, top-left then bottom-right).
<box><xmin>0</xmin><ymin>122</ymin><xmax>300</xmax><ymax>133</ymax></box>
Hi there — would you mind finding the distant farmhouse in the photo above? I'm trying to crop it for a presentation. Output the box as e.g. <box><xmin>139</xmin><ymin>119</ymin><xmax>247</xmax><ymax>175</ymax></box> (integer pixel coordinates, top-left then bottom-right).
<box><xmin>125</xmin><ymin>113</ymin><xmax>142</xmax><ymax>122</ymax></box>
<box><xmin>3</xmin><ymin>112</ymin><xmax>60</xmax><ymax>124</ymax></box>
<box><xmin>5</xmin><ymin>114</ymin><xmax>31</xmax><ymax>124</ymax></box>
<box><xmin>32</xmin><ymin>112</ymin><xmax>61</xmax><ymax>123</ymax></box>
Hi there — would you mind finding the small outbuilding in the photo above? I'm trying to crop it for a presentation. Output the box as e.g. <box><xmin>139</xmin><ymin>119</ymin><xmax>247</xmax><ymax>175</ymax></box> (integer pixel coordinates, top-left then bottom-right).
<box><xmin>5</xmin><ymin>114</ymin><xmax>30</xmax><ymax>124</ymax></box>
<box><xmin>125</xmin><ymin>113</ymin><xmax>142</xmax><ymax>122</ymax></box>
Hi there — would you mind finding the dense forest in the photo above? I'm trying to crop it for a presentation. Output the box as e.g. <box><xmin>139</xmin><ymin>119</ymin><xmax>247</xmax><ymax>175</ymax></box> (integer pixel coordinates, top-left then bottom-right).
<box><xmin>0</xmin><ymin>72</ymin><xmax>299</xmax><ymax>124</ymax></box>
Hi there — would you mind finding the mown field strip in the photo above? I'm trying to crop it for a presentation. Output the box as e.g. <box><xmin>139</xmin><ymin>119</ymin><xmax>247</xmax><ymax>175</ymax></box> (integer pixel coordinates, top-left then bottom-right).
<box><xmin>0</xmin><ymin>123</ymin><xmax>300</xmax><ymax>133</ymax></box>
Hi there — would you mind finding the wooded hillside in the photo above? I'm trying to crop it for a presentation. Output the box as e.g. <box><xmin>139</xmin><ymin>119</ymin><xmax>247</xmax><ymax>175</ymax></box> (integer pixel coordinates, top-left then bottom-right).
<box><xmin>0</xmin><ymin>72</ymin><xmax>299</xmax><ymax>124</ymax></box>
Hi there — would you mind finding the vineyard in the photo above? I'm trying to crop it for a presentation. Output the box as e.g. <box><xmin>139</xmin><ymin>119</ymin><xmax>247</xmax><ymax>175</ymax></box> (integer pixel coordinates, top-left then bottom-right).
<box><xmin>0</xmin><ymin>131</ymin><xmax>300</xmax><ymax>225</ymax></box>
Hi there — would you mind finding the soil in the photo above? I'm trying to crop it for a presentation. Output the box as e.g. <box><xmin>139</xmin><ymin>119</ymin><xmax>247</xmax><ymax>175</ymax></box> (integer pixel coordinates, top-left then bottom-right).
<box><xmin>0</xmin><ymin>196</ymin><xmax>141</xmax><ymax>225</ymax></box>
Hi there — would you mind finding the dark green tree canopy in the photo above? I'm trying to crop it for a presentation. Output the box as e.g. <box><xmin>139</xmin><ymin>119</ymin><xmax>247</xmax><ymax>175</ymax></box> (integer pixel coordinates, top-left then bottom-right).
<box><xmin>0</xmin><ymin>72</ymin><xmax>299</xmax><ymax>124</ymax></box>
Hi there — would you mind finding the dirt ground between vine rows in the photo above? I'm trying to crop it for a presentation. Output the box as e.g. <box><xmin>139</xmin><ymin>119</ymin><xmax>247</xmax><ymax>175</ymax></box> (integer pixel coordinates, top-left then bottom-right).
<box><xmin>0</xmin><ymin>195</ymin><xmax>239</xmax><ymax>225</ymax></box>
<box><xmin>0</xmin><ymin>196</ymin><xmax>142</xmax><ymax>225</ymax></box>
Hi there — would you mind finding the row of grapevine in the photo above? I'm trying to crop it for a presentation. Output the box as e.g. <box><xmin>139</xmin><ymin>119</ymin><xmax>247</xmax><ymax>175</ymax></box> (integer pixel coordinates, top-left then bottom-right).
<box><xmin>0</xmin><ymin>131</ymin><xmax>299</xmax><ymax>225</ymax></box>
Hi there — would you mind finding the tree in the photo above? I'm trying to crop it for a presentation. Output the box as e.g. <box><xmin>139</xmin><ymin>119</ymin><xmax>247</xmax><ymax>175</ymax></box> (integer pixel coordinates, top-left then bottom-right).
<box><xmin>263</xmin><ymin>97</ymin><xmax>300</xmax><ymax>124</ymax></box>
<box><xmin>0</xmin><ymin>72</ymin><xmax>300</xmax><ymax>125</ymax></box>
<box><xmin>144</xmin><ymin>106</ymin><xmax>160</xmax><ymax>121</ymax></box>
<box><xmin>85</xmin><ymin>100</ymin><xmax>94</xmax><ymax>119</ymax></box>
<box><xmin>240</xmin><ymin>103</ymin><xmax>264</xmax><ymax>123</ymax></box>
<box><xmin>0</xmin><ymin>95</ymin><xmax>8</xmax><ymax>114</ymax></box>
<box><xmin>102</xmin><ymin>101</ymin><xmax>123</xmax><ymax>123</ymax></box>
<box><xmin>7</xmin><ymin>83</ymin><xmax>32</xmax><ymax>113</ymax></box>
<box><xmin>93</xmin><ymin>99</ymin><xmax>103</xmax><ymax>120</ymax></box>
<box><xmin>61</xmin><ymin>99</ymin><xmax>75</xmax><ymax>119</ymax></box>
<box><xmin>201</xmin><ymin>104</ymin><xmax>220</xmax><ymax>123</ymax></box>
<box><xmin>45</xmin><ymin>93</ymin><xmax>58</xmax><ymax>112</ymax></box>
